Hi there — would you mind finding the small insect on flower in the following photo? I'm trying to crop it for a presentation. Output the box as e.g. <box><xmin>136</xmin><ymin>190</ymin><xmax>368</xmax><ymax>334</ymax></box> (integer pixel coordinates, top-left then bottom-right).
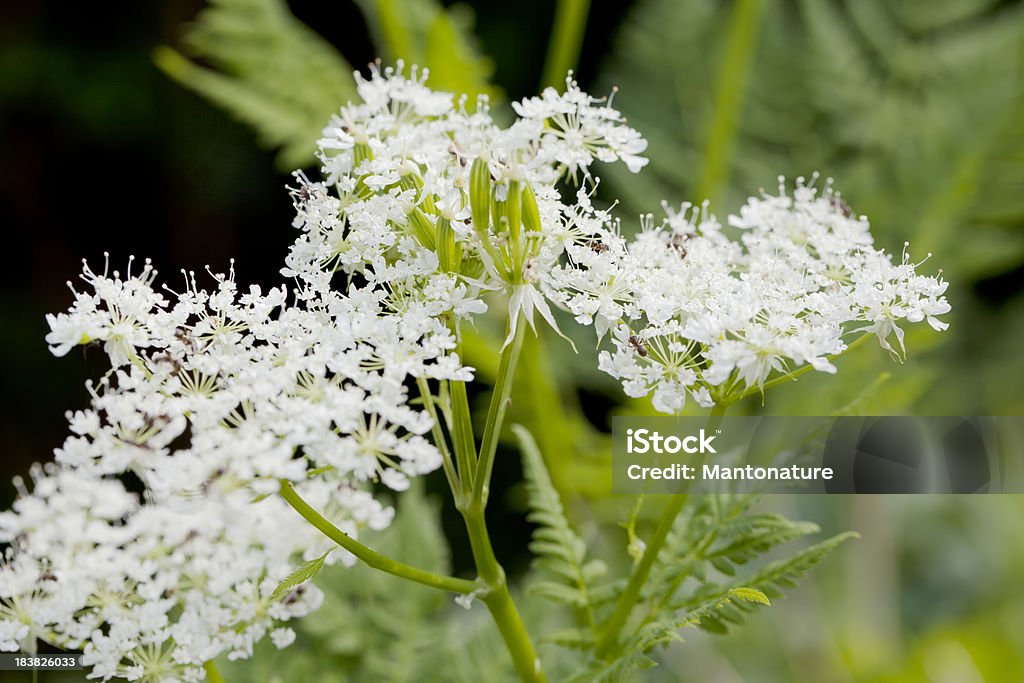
<box><xmin>667</xmin><ymin>233</ymin><xmax>691</xmax><ymax>257</ymax></box>
<box><xmin>152</xmin><ymin>351</ymin><xmax>183</xmax><ymax>374</ymax></box>
<box><xmin>831</xmin><ymin>196</ymin><xmax>853</xmax><ymax>218</ymax></box>
<box><xmin>628</xmin><ymin>335</ymin><xmax>649</xmax><ymax>357</ymax></box>
<box><xmin>173</xmin><ymin>326</ymin><xmax>197</xmax><ymax>352</ymax></box>
<box><xmin>283</xmin><ymin>584</ymin><xmax>307</xmax><ymax>606</ymax></box>
<box><xmin>587</xmin><ymin>238</ymin><xmax>610</xmax><ymax>253</ymax></box>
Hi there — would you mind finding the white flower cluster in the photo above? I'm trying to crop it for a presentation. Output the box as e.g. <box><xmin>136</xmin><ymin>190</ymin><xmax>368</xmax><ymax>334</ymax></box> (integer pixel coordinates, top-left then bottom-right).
<box><xmin>286</xmin><ymin>62</ymin><xmax>647</xmax><ymax>344</ymax></box>
<box><xmin>550</xmin><ymin>176</ymin><xmax>951</xmax><ymax>413</ymax></box>
<box><xmin>1</xmin><ymin>464</ymin><xmax>330</xmax><ymax>680</ymax></box>
<box><xmin>43</xmin><ymin>257</ymin><xmax>455</xmax><ymax>495</ymax></box>
<box><xmin>3</xmin><ymin>252</ymin><xmax>449</xmax><ymax>678</ymax></box>
<box><xmin>2</xmin><ymin>64</ymin><xmax>648</xmax><ymax>680</ymax></box>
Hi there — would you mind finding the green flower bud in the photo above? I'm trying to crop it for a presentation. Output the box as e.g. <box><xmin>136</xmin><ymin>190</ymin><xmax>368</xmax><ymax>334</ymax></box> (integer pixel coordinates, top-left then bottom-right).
<box><xmin>469</xmin><ymin>157</ymin><xmax>491</xmax><ymax>235</ymax></box>
<box><xmin>436</xmin><ymin>218</ymin><xmax>462</xmax><ymax>272</ymax></box>
<box><xmin>399</xmin><ymin>173</ymin><xmax>435</xmax><ymax>214</ymax></box>
<box><xmin>408</xmin><ymin>207</ymin><xmax>436</xmax><ymax>250</ymax></box>
<box><xmin>507</xmin><ymin>180</ymin><xmax>522</xmax><ymax>243</ymax></box>
<box><xmin>353</xmin><ymin>142</ymin><xmax>373</xmax><ymax>168</ymax></box>
<box><xmin>521</xmin><ymin>182</ymin><xmax>542</xmax><ymax>234</ymax></box>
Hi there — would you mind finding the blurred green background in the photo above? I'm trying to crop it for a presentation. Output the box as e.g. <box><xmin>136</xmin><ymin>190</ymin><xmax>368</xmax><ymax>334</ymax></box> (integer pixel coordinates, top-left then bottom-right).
<box><xmin>1</xmin><ymin>0</ymin><xmax>1023</xmax><ymax>681</ymax></box>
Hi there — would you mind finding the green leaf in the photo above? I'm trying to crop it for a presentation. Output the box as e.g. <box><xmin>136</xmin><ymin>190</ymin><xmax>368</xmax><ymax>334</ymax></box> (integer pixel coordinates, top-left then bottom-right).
<box><xmin>271</xmin><ymin>551</ymin><xmax>330</xmax><ymax>601</ymax></box>
<box><xmin>728</xmin><ymin>586</ymin><xmax>771</xmax><ymax>606</ymax></box>
<box><xmin>516</xmin><ymin>424</ymin><xmax>603</xmax><ymax>633</ymax></box>
<box><xmin>540</xmin><ymin>628</ymin><xmax>595</xmax><ymax>649</ymax></box>
<box><xmin>741</xmin><ymin>530</ymin><xmax>860</xmax><ymax>600</ymax></box>
<box><xmin>155</xmin><ymin>0</ymin><xmax>357</xmax><ymax>169</ymax></box>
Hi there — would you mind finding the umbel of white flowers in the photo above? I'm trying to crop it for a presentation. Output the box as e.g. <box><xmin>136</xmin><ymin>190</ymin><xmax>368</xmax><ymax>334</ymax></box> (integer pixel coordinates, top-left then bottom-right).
<box><xmin>0</xmin><ymin>63</ymin><xmax>949</xmax><ymax>681</ymax></box>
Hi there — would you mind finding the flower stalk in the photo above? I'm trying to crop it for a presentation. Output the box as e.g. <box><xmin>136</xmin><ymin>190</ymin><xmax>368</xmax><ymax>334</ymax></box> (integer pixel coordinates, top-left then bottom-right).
<box><xmin>279</xmin><ymin>481</ymin><xmax>480</xmax><ymax>595</ymax></box>
<box><xmin>456</xmin><ymin>313</ymin><xmax>545</xmax><ymax>682</ymax></box>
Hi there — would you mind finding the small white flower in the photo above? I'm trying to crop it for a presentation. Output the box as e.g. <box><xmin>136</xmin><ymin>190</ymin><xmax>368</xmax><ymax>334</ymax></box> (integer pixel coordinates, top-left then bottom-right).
<box><xmin>270</xmin><ymin>627</ymin><xmax>296</xmax><ymax>649</ymax></box>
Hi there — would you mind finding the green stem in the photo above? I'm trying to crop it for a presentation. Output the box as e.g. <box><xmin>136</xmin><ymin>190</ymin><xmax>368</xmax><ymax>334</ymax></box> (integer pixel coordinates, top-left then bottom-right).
<box><xmin>449</xmin><ymin>376</ymin><xmax>478</xmax><ymax>496</ymax></box>
<box><xmin>416</xmin><ymin>376</ymin><xmax>461</xmax><ymax>497</ymax></box>
<box><xmin>594</xmin><ymin>405</ymin><xmax>729</xmax><ymax>659</ymax></box>
<box><xmin>692</xmin><ymin>0</ymin><xmax>766</xmax><ymax>206</ymax></box>
<box><xmin>463</xmin><ymin>496</ymin><xmax>547</xmax><ymax>682</ymax></box>
<box><xmin>541</xmin><ymin>0</ymin><xmax>592</xmax><ymax>89</ymax></box>
<box><xmin>472</xmin><ymin>316</ymin><xmax>527</xmax><ymax>509</ymax></box>
<box><xmin>450</xmin><ymin>313</ymin><xmax>544</xmax><ymax>682</ymax></box>
<box><xmin>203</xmin><ymin>661</ymin><xmax>225</xmax><ymax>683</ymax></box>
<box><xmin>279</xmin><ymin>481</ymin><xmax>479</xmax><ymax>595</ymax></box>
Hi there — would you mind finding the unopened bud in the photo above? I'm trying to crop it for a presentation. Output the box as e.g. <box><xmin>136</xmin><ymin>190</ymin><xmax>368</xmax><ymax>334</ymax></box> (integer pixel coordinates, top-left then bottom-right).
<box><xmin>469</xmin><ymin>157</ymin><xmax>491</xmax><ymax>235</ymax></box>
<box><xmin>521</xmin><ymin>182</ymin><xmax>542</xmax><ymax>233</ymax></box>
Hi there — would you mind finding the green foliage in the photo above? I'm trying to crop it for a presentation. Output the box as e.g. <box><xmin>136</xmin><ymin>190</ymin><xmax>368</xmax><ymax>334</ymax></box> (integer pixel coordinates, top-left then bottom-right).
<box><xmin>516</xmin><ymin>425</ymin><xmax>607</xmax><ymax>629</ymax></box>
<box><xmin>154</xmin><ymin>0</ymin><xmax>358</xmax><ymax>169</ymax></box>
<box><xmin>653</xmin><ymin>496</ymin><xmax>855</xmax><ymax>621</ymax></box>
<box><xmin>271</xmin><ymin>551</ymin><xmax>330</xmax><ymax>602</ymax></box>
<box><xmin>354</xmin><ymin>0</ymin><xmax>501</xmax><ymax>105</ymax></box>
<box><xmin>560</xmin><ymin>495</ymin><xmax>853</xmax><ymax>681</ymax></box>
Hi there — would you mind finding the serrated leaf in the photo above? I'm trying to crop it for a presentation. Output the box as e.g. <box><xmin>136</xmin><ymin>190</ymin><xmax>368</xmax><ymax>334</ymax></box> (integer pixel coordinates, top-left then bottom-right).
<box><xmin>271</xmin><ymin>551</ymin><xmax>330</xmax><ymax>601</ymax></box>
<box><xmin>155</xmin><ymin>0</ymin><xmax>357</xmax><ymax>169</ymax></box>
<box><xmin>728</xmin><ymin>586</ymin><xmax>771</xmax><ymax>606</ymax></box>
<box><xmin>697</xmin><ymin>615</ymin><xmax>729</xmax><ymax>635</ymax></box>
<box><xmin>710</xmin><ymin>556</ymin><xmax>736</xmax><ymax>576</ymax></box>
<box><xmin>516</xmin><ymin>424</ymin><xmax>603</xmax><ymax>638</ymax></box>
<box><xmin>540</xmin><ymin>628</ymin><xmax>595</xmax><ymax>649</ymax></box>
<box><xmin>525</xmin><ymin>580</ymin><xmax>587</xmax><ymax>607</ymax></box>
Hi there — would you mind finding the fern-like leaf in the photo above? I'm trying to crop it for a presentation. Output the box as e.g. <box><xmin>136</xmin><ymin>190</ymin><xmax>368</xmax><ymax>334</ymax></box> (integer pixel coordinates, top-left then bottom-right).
<box><xmin>155</xmin><ymin>0</ymin><xmax>357</xmax><ymax>169</ymax></box>
<box><xmin>516</xmin><ymin>424</ymin><xmax>604</xmax><ymax>632</ymax></box>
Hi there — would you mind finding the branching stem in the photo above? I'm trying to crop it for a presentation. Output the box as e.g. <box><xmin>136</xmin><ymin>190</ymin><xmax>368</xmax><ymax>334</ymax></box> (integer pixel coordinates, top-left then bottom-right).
<box><xmin>279</xmin><ymin>481</ymin><xmax>479</xmax><ymax>595</ymax></box>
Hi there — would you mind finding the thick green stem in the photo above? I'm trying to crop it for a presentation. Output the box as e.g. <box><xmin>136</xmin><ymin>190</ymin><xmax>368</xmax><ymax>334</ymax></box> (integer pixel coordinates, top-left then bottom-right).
<box><xmin>472</xmin><ymin>317</ymin><xmax>527</xmax><ymax>509</ymax></box>
<box><xmin>453</xmin><ymin>313</ymin><xmax>544</xmax><ymax>682</ymax></box>
<box><xmin>594</xmin><ymin>405</ymin><xmax>729</xmax><ymax>659</ymax></box>
<box><xmin>203</xmin><ymin>661</ymin><xmax>225</xmax><ymax>683</ymax></box>
<box><xmin>279</xmin><ymin>481</ymin><xmax>479</xmax><ymax>595</ymax></box>
<box><xmin>463</xmin><ymin>502</ymin><xmax>547</xmax><ymax>683</ymax></box>
<box><xmin>541</xmin><ymin>0</ymin><xmax>592</xmax><ymax>89</ymax></box>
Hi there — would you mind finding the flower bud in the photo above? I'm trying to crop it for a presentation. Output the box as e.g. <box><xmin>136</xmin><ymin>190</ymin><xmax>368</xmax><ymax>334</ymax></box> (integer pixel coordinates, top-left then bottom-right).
<box><xmin>521</xmin><ymin>182</ymin><xmax>542</xmax><ymax>233</ymax></box>
<box><xmin>506</xmin><ymin>180</ymin><xmax>522</xmax><ymax>243</ymax></box>
<box><xmin>408</xmin><ymin>207</ymin><xmax>436</xmax><ymax>250</ymax></box>
<box><xmin>436</xmin><ymin>218</ymin><xmax>462</xmax><ymax>272</ymax></box>
<box><xmin>469</xmin><ymin>157</ymin><xmax>491</xmax><ymax>235</ymax></box>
